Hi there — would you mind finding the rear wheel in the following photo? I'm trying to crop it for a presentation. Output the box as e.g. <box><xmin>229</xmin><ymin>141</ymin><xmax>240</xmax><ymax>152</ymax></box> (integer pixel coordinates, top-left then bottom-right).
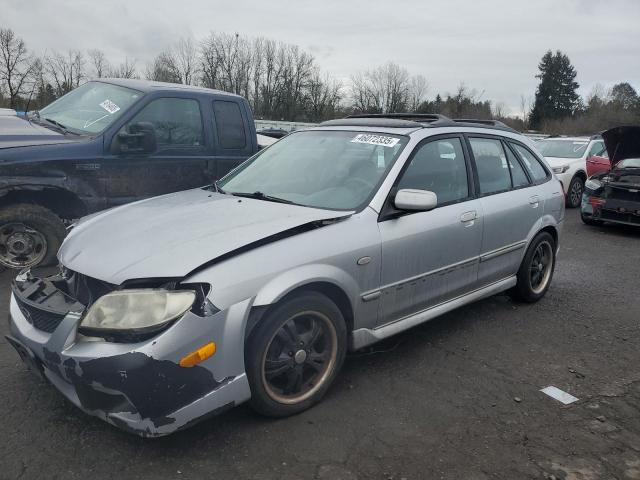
<box><xmin>0</xmin><ymin>204</ymin><xmax>66</xmax><ymax>269</ymax></box>
<box><xmin>245</xmin><ymin>292</ymin><xmax>347</xmax><ymax>417</ymax></box>
<box><xmin>511</xmin><ymin>232</ymin><xmax>556</xmax><ymax>303</ymax></box>
<box><xmin>566</xmin><ymin>176</ymin><xmax>584</xmax><ymax>208</ymax></box>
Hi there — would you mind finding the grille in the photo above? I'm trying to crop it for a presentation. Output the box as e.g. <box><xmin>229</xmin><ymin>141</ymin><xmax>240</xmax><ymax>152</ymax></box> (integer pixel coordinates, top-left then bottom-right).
<box><xmin>15</xmin><ymin>297</ymin><xmax>66</xmax><ymax>333</ymax></box>
<box><xmin>606</xmin><ymin>186</ymin><xmax>640</xmax><ymax>202</ymax></box>
<box><xmin>601</xmin><ymin>209</ymin><xmax>640</xmax><ymax>225</ymax></box>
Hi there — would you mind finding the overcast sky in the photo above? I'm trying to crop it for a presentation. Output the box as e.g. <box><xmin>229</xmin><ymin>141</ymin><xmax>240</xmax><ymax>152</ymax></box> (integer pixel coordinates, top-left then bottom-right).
<box><xmin>4</xmin><ymin>0</ymin><xmax>640</xmax><ymax>115</ymax></box>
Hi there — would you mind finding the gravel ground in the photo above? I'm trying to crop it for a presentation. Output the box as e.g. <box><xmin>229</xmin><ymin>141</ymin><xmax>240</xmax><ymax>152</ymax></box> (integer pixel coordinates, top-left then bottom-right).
<box><xmin>1</xmin><ymin>210</ymin><xmax>639</xmax><ymax>480</ymax></box>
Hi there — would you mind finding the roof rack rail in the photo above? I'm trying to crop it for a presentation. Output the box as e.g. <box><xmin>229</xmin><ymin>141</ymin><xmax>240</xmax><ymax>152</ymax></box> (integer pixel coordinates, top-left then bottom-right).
<box><xmin>347</xmin><ymin>113</ymin><xmax>451</xmax><ymax>123</ymax></box>
<box><xmin>451</xmin><ymin>118</ymin><xmax>518</xmax><ymax>133</ymax></box>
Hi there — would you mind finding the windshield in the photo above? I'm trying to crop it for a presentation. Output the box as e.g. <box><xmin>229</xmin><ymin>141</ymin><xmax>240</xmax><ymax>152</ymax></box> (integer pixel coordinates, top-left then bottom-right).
<box><xmin>618</xmin><ymin>158</ymin><xmax>640</xmax><ymax>169</ymax></box>
<box><xmin>218</xmin><ymin>130</ymin><xmax>409</xmax><ymax>211</ymax></box>
<box><xmin>537</xmin><ymin>139</ymin><xmax>589</xmax><ymax>159</ymax></box>
<box><xmin>38</xmin><ymin>82</ymin><xmax>142</xmax><ymax>134</ymax></box>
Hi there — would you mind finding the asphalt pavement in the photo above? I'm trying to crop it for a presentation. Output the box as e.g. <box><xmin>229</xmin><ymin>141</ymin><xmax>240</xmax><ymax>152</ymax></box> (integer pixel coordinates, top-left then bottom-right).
<box><xmin>1</xmin><ymin>210</ymin><xmax>639</xmax><ymax>480</ymax></box>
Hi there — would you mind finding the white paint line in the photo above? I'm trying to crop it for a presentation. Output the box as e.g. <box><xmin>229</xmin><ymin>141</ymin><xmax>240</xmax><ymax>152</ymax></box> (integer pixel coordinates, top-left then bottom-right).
<box><xmin>540</xmin><ymin>386</ymin><xmax>579</xmax><ymax>405</ymax></box>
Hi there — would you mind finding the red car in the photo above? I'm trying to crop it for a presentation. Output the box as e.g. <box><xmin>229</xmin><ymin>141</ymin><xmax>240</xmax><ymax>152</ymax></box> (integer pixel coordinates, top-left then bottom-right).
<box><xmin>586</xmin><ymin>154</ymin><xmax>611</xmax><ymax>177</ymax></box>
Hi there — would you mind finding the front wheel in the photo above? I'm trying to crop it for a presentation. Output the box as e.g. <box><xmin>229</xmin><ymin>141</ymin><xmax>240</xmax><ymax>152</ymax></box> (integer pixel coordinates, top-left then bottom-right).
<box><xmin>511</xmin><ymin>232</ymin><xmax>556</xmax><ymax>303</ymax></box>
<box><xmin>245</xmin><ymin>292</ymin><xmax>347</xmax><ymax>417</ymax></box>
<box><xmin>566</xmin><ymin>176</ymin><xmax>584</xmax><ymax>208</ymax></box>
<box><xmin>0</xmin><ymin>204</ymin><xmax>66</xmax><ymax>269</ymax></box>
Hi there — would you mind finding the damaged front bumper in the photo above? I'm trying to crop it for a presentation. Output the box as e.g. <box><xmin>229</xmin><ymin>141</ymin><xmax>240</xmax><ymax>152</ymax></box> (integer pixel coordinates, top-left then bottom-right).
<box><xmin>6</xmin><ymin>272</ymin><xmax>252</xmax><ymax>437</ymax></box>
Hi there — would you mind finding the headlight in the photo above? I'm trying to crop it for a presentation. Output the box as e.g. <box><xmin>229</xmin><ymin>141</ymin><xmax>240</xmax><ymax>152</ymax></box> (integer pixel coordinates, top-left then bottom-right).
<box><xmin>552</xmin><ymin>165</ymin><xmax>570</xmax><ymax>174</ymax></box>
<box><xmin>80</xmin><ymin>289</ymin><xmax>196</xmax><ymax>333</ymax></box>
<box><xmin>585</xmin><ymin>179</ymin><xmax>603</xmax><ymax>190</ymax></box>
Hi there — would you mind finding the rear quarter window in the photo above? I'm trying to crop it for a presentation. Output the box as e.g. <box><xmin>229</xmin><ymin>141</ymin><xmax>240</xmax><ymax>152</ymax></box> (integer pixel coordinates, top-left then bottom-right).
<box><xmin>213</xmin><ymin>100</ymin><xmax>247</xmax><ymax>149</ymax></box>
<box><xmin>510</xmin><ymin>143</ymin><xmax>549</xmax><ymax>183</ymax></box>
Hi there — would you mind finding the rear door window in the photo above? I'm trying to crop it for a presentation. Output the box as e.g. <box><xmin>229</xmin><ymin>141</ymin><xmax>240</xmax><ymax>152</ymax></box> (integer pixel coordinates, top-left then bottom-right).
<box><xmin>504</xmin><ymin>144</ymin><xmax>531</xmax><ymax>188</ymax></box>
<box><xmin>469</xmin><ymin>138</ymin><xmax>511</xmax><ymax>195</ymax></box>
<box><xmin>510</xmin><ymin>143</ymin><xmax>549</xmax><ymax>183</ymax></box>
<box><xmin>213</xmin><ymin>100</ymin><xmax>247</xmax><ymax>150</ymax></box>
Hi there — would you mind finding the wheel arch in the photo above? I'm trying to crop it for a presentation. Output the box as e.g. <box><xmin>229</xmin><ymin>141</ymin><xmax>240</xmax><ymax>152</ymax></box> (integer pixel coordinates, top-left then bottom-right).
<box><xmin>247</xmin><ymin>265</ymin><xmax>359</xmax><ymax>338</ymax></box>
<box><xmin>0</xmin><ymin>186</ymin><xmax>88</xmax><ymax>219</ymax></box>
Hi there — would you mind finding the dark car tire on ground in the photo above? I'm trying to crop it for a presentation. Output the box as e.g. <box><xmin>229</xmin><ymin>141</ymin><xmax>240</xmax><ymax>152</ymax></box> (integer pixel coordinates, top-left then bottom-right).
<box><xmin>566</xmin><ymin>176</ymin><xmax>585</xmax><ymax>208</ymax></box>
<box><xmin>0</xmin><ymin>204</ymin><xmax>67</xmax><ymax>269</ymax></box>
<box><xmin>245</xmin><ymin>291</ymin><xmax>347</xmax><ymax>417</ymax></box>
<box><xmin>510</xmin><ymin>231</ymin><xmax>556</xmax><ymax>303</ymax></box>
<box><xmin>580</xmin><ymin>213</ymin><xmax>604</xmax><ymax>226</ymax></box>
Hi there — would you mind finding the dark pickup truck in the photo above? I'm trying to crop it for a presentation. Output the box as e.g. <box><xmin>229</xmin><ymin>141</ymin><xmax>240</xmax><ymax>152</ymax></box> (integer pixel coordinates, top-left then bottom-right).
<box><xmin>0</xmin><ymin>79</ymin><xmax>262</xmax><ymax>269</ymax></box>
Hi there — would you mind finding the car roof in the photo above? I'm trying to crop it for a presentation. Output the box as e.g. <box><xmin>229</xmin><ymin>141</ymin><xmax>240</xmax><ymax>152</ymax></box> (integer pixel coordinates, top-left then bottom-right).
<box><xmin>320</xmin><ymin>114</ymin><xmax>518</xmax><ymax>134</ymax></box>
<box><xmin>93</xmin><ymin>78</ymin><xmax>242</xmax><ymax>98</ymax></box>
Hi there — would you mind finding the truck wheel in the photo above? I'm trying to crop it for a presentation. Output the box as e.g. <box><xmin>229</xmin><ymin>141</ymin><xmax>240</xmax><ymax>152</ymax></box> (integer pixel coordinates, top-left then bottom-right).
<box><xmin>566</xmin><ymin>176</ymin><xmax>584</xmax><ymax>208</ymax></box>
<box><xmin>0</xmin><ymin>204</ymin><xmax>66</xmax><ymax>269</ymax></box>
<box><xmin>245</xmin><ymin>292</ymin><xmax>347</xmax><ymax>417</ymax></box>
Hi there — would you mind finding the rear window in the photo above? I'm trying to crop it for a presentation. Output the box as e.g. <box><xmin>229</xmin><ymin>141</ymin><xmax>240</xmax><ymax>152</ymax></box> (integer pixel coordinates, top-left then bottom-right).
<box><xmin>510</xmin><ymin>143</ymin><xmax>549</xmax><ymax>182</ymax></box>
<box><xmin>213</xmin><ymin>100</ymin><xmax>247</xmax><ymax>149</ymax></box>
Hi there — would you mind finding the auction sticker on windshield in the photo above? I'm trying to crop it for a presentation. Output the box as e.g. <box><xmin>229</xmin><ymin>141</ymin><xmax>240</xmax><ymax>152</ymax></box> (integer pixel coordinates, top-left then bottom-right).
<box><xmin>351</xmin><ymin>134</ymin><xmax>400</xmax><ymax>148</ymax></box>
<box><xmin>99</xmin><ymin>99</ymin><xmax>121</xmax><ymax>114</ymax></box>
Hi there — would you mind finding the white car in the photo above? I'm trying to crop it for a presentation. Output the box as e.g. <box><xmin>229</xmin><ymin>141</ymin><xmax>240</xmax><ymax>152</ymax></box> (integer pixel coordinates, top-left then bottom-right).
<box><xmin>535</xmin><ymin>136</ymin><xmax>606</xmax><ymax>208</ymax></box>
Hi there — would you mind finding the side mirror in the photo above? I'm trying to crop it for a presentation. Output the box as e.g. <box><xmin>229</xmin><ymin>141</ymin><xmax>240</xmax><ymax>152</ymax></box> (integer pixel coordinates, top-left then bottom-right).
<box><xmin>111</xmin><ymin>122</ymin><xmax>157</xmax><ymax>154</ymax></box>
<box><xmin>394</xmin><ymin>189</ymin><xmax>438</xmax><ymax>211</ymax></box>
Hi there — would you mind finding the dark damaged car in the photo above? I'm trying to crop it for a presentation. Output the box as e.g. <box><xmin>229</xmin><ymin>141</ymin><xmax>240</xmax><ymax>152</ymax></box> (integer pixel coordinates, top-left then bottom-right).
<box><xmin>581</xmin><ymin>125</ymin><xmax>640</xmax><ymax>227</ymax></box>
<box><xmin>0</xmin><ymin>79</ymin><xmax>260</xmax><ymax>269</ymax></box>
<box><xmin>6</xmin><ymin>115</ymin><xmax>563</xmax><ymax>436</ymax></box>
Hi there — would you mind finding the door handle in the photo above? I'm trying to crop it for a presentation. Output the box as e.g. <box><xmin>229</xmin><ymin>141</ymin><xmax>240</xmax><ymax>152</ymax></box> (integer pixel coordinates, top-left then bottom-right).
<box><xmin>460</xmin><ymin>211</ymin><xmax>477</xmax><ymax>223</ymax></box>
<box><xmin>529</xmin><ymin>195</ymin><xmax>540</xmax><ymax>207</ymax></box>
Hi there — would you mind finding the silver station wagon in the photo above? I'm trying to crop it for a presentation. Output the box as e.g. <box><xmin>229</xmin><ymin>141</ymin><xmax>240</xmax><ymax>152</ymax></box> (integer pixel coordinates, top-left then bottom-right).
<box><xmin>7</xmin><ymin>114</ymin><xmax>565</xmax><ymax>436</ymax></box>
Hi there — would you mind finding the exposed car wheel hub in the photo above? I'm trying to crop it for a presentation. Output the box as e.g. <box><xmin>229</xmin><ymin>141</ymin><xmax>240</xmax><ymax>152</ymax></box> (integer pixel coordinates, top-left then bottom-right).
<box><xmin>262</xmin><ymin>311</ymin><xmax>338</xmax><ymax>405</ymax></box>
<box><xmin>530</xmin><ymin>240</ymin><xmax>553</xmax><ymax>294</ymax></box>
<box><xmin>570</xmin><ymin>180</ymin><xmax>583</xmax><ymax>206</ymax></box>
<box><xmin>0</xmin><ymin>223</ymin><xmax>48</xmax><ymax>268</ymax></box>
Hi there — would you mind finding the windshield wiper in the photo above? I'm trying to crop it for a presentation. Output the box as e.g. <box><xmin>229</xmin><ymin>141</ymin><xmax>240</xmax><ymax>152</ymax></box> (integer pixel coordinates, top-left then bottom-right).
<box><xmin>230</xmin><ymin>191</ymin><xmax>295</xmax><ymax>205</ymax></box>
<box><xmin>42</xmin><ymin>117</ymin><xmax>72</xmax><ymax>135</ymax></box>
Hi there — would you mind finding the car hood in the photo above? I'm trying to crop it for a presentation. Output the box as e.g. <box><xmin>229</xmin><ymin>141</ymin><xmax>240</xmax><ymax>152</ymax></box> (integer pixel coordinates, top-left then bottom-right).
<box><xmin>59</xmin><ymin>188</ymin><xmax>352</xmax><ymax>284</ymax></box>
<box><xmin>0</xmin><ymin>115</ymin><xmax>81</xmax><ymax>149</ymax></box>
<box><xmin>543</xmin><ymin>156</ymin><xmax>579</xmax><ymax>166</ymax></box>
<box><xmin>602</xmin><ymin>126</ymin><xmax>640</xmax><ymax>168</ymax></box>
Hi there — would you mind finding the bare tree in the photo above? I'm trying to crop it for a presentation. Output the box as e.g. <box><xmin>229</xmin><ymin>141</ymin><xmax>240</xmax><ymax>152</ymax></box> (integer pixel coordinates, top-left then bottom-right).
<box><xmin>111</xmin><ymin>57</ymin><xmax>137</xmax><ymax>79</ymax></box>
<box><xmin>174</xmin><ymin>38</ymin><xmax>198</xmax><ymax>84</ymax></box>
<box><xmin>46</xmin><ymin>50</ymin><xmax>85</xmax><ymax>96</ymax></box>
<box><xmin>88</xmin><ymin>49</ymin><xmax>110</xmax><ymax>78</ymax></box>
<box><xmin>408</xmin><ymin>74</ymin><xmax>428</xmax><ymax>112</ymax></box>
<box><xmin>145</xmin><ymin>50</ymin><xmax>180</xmax><ymax>83</ymax></box>
<box><xmin>0</xmin><ymin>28</ymin><xmax>36</xmax><ymax>109</ymax></box>
<box><xmin>351</xmin><ymin>62</ymin><xmax>419</xmax><ymax>114</ymax></box>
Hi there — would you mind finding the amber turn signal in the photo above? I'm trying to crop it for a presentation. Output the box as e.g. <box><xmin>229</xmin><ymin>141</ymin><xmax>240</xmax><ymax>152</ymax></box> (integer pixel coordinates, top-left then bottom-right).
<box><xmin>179</xmin><ymin>342</ymin><xmax>216</xmax><ymax>367</ymax></box>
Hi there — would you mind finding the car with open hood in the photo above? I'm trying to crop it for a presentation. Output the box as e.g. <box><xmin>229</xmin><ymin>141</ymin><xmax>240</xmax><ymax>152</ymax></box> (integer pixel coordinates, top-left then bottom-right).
<box><xmin>536</xmin><ymin>135</ymin><xmax>607</xmax><ymax>208</ymax></box>
<box><xmin>581</xmin><ymin>125</ymin><xmax>640</xmax><ymax>227</ymax></box>
<box><xmin>6</xmin><ymin>114</ymin><xmax>564</xmax><ymax>436</ymax></box>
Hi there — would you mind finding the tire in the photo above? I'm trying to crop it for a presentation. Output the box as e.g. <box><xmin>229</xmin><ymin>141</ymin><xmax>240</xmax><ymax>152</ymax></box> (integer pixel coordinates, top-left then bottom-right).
<box><xmin>511</xmin><ymin>232</ymin><xmax>556</xmax><ymax>303</ymax></box>
<box><xmin>566</xmin><ymin>176</ymin><xmax>584</xmax><ymax>208</ymax></box>
<box><xmin>245</xmin><ymin>291</ymin><xmax>347</xmax><ymax>417</ymax></box>
<box><xmin>581</xmin><ymin>213</ymin><xmax>603</xmax><ymax>226</ymax></box>
<box><xmin>0</xmin><ymin>204</ymin><xmax>66</xmax><ymax>269</ymax></box>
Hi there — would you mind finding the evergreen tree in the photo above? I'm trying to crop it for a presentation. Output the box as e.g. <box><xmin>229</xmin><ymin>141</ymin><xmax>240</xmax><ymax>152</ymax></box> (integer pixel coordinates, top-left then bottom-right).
<box><xmin>529</xmin><ymin>50</ymin><xmax>580</xmax><ymax>129</ymax></box>
<box><xmin>609</xmin><ymin>82</ymin><xmax>639</xmax><ymax>111</ymax></box>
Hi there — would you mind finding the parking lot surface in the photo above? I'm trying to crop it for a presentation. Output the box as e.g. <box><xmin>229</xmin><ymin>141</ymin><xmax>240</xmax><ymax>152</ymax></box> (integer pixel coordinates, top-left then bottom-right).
<box><xmin>1</xmin><ymin>211</ymin><xmax>639</xmax><ymax>480</ymax></box>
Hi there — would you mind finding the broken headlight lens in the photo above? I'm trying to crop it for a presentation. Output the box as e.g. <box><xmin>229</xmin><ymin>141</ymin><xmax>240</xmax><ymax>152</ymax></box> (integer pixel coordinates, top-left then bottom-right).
<box><xmin>79</xmin><ymin>289</ymin><xmax>196</xmax><ymax>333</ymax></box>
<box><xmin>585</xmin><ymin>179</ymin><xmax>603</xmax><ymax>190</ymax></box>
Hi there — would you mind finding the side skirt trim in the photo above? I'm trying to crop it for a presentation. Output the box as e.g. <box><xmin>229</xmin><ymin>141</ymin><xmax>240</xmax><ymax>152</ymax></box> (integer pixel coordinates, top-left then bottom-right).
<box><xmin>351</xmin><ymin>276</ymin><xmax>517</xmax><ymax>350</ymax></box>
